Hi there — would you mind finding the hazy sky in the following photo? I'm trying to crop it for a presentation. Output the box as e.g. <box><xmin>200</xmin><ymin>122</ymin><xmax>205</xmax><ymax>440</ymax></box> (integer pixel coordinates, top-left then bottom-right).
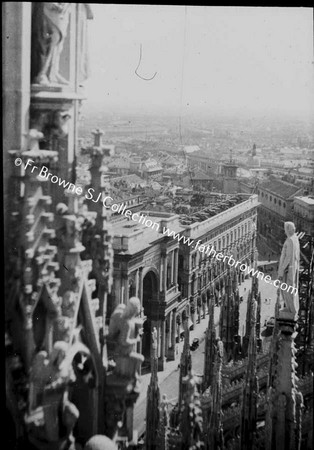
<box><xmin>84</xmin><ymin>5</ymin><xmax>314</xmax><ymax>117</ymax></box>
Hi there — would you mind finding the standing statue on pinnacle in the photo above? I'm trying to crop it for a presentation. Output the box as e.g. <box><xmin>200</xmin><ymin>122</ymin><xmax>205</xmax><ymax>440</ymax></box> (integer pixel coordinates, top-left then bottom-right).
<box><xmin>277</xmin><ymin>222</ymin><xmax>300</xmax><ymax>319</ymax></box>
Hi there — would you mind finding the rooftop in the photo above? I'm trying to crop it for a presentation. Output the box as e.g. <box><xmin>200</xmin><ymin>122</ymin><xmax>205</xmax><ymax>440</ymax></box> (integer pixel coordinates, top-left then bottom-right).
<box><xmin>110</xmin><ymin>173</ymin><xmax>145</xmax><ymax>186</ymax></box>
<box><xmin>259</xmin><ymin>179</ymin><xmax>302</xmax><ymax>199</ymax></box>
<box><xmin>108</xmin><ymin>159</ymin><xmax>130</xmax><ymax>170</ymax></box>
<box><xmin>184</xmin><ymin>145</ymin><xmax>200</xmax><ymax>153</ymax></box>
<box><xmin>112</xmin><ymin>212</ymin><xmax>184</xmax><ymax>254</ymax></box>
<box><xmin>142</xmin><ymin>158</ymin><xmax>163</xmax><ymax>171</ymax></box>
<box><xmin>112</xmin><ymin>194</ymin><xmax>259</xmax><ymax>254</ymax></box>
<box><xmin>191</xmin><ymin>170</ymin><xmax>215</xmax><ymax>180</ymax></box>
<box><xmin>294</xmin><ymin>196</ymin><xmax>314</xmax><ymax>206</ymax></box>
<box><xmin>182</xmin><ymin>194</ymin><xmax>259</xmax><ymax>240</ymax></box>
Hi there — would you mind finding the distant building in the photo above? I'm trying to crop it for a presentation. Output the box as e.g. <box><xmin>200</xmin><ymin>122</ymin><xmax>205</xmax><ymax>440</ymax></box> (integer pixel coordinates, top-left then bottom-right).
<box><xmin>246</xmin><ymin>144</ymin><xmax>261</xmax><ymax>168</ymax></box>
<box><xmin>257</xmin><ymin>179</ymin><xmax>303</xmax><ymax>252</ymax></box>
<box><xmin>186</xmin><ymin>152</ymin><xmax>220</xmax><ymax>174</ymax></box>
<box><xmin>158</xmin><ymin>154</ymin><xmax>179</xmax><ymax>168</ymax></box>
<box><xmin>107</xmin><ymin>158</ymin><xmax>131</xmax><ymax>175</ymax></box>
<box><xmin>141</xmin><ymin>158</ymin><xmax>163</xmax><ymax>181</ymax></box>
<box><xmin>111</xmin><ymin>213</ymin><xmax>182</xmax><ymax>370</ymax></box>
<box><xmin>183</xmin><ymin>145</ymin><xmax>200</xmax><ymax>154</ymax></box>
<box><xmin>110</xmin><ymin>194</ymin><xmax>259</xmax><ymax>371</ymax></box>
<box><xmin>190</xmin><ymin>169</ymin><xmax>214</xmax><ymax>190</ymax></box>
<box><xmin>293</xmin><ymin>196</ymin><xmax>314</xmax><ymax>236</ymax></box>
<box><xmin>178</xmin><ymin>194</ymin><xmax>259</xmax><ymax>336</ymax></box>
<box><xmin>130</xmin><ymin>156</ymin><xmax>142</xmax><ymax>172</ymax></box>
<box><xmin>221</xmin><ymin>159</ymin><xmax>239</xmax><ymax>194</ymax></box>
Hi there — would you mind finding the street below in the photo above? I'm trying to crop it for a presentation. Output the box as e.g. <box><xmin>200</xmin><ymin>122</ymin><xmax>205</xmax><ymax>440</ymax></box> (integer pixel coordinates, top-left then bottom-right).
<box><xmin>134</xmin><ymin>261</ymin><xmax>279</xmax><ymax>436</ymax></box>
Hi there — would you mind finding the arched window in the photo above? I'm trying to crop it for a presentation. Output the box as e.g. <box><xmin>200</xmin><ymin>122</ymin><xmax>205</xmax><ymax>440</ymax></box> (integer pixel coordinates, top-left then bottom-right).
<box><xmin>167</xmin><ymin>262</ymin><xmax>171</xmax><ymax>288</ymax></box>
<box><xmin>129</xmin><ymin>279</ymin><xmax>136</xmax><ymax>297</ymax></box>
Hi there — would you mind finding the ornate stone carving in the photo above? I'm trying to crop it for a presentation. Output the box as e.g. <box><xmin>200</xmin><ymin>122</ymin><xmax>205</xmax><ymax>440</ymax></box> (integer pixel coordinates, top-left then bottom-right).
<box><xmin>156</xmin><ymin>394</ymin><xmax>170</xmax><ymax>450</ymax></box>
<box><xmin>146</xmin><ymin>327</ymin><xmax>160</xmax><ymax>450</ymax></box>
<box><xmin>240</xmin><ymin>300</ymin><xmax>259</xmax><ymax>450</ymax></box>
<box><xmin>25</xmin><ymin>339</ymin><xmax>91</xmax><ymax>449</ymax></box>
<box><xmin>61</xmin><ymin>290</ymin><xmax>77</xmax><ymax>318</ymax></box>
<box><xmin>180</xmin><ymin>371</ymin><xmax>204</xmax><ymax>449</ymax></box>
<box><xmin>207</xmin><ymin>339</ymin><xmax>224</xmax><ymax>450</ymax></box>
<box><xmin>29</xmin><ymin>108</ymin><xmax>71</xmax><ymax>151</ymax></box>
<box><xmin>178</xmin><ymin>318</ymin><xmax>192</xmax><ymax>408</ymax></box>
<box><xmin>108</xmin><ymin>297</ymin><xmax>144</xmax><ymax>388</ymax></box>
<box><xmin>265</xmin><ymin>316</ymin><xmax>304</xmax><ymax>450</ymax></box>
<box><xmin>54</xmin><ymin>315</ymin><xmax>73</xmax><ymax>342</ymax></box>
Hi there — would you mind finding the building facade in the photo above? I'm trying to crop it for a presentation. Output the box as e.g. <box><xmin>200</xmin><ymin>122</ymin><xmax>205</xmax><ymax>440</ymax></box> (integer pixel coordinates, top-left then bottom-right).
<box><xmin>141</xmin><ymin>158</ymin><xmax>163</xmax><ymax>181</ymax></box>
<box><xmin>178</xmin><ymin>194</ymin><xmax>259</xmax><ymax>334</ymax></box>
<box><xmin>293</xmin><ymin>196</ymin><xmax>314</xmax><ymax>237</ymax></box>
<box><xmin>110</xmin><ymin>213</ymin><xmax>182</xmax><ymax>370</ymax></box>
<box><xmin>257</xmin><ymin>179</ymin><xmax>303</xmax><ymax>252</ymax></box>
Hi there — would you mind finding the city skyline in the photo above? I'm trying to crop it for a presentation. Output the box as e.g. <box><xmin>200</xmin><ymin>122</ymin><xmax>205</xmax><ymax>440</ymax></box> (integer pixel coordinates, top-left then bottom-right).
<box><xmin>83</xmin><ymin>5</ymin><xmax>314</xmax><ymax>118</ymax></box>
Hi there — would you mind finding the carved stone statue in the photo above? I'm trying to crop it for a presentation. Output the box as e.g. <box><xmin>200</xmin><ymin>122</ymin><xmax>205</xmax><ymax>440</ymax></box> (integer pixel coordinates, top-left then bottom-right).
<box><xmin>54</xmin><ymin>315</ymin><xmax>73</xmax><ymax>342</ymax></box>
<box><xmin>26</xmin><ymin>341</ymin><xmax>77</xmax><ymax>447</ymax></box>
<box><xmin>278</xmin><ymin>222</ymin><xmax>300</xmax><ymax>318</ymax></box>
<box><xmin>31</xmin><ymin>3</ymin><xmax>71</xmax><ymax>86</ymax></box>
<box><xmin>27</xmin><ymin>339</ymin><xmax>92</xmax><ymax>449</ymax></box>
<box><xmin>62</xmin><ymin>291</ymin><xmax>77</xmax><ymax>318</ymax></box>
<box><xmin>151</xmin><ymin>326</ymin><xmax>158</xmax><ymax>359</ymax></box>
<box><xmin>108</xmin><ymin>297</ymin><xmax>144</xmax><ymax>385</ymax></box>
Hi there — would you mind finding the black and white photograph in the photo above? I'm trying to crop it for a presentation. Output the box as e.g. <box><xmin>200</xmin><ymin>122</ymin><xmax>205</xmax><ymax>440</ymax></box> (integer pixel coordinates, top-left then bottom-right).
<box><xmin>3</xmin><ymin>3</ymin><xmax>314</xmax><ymax>449</ymax></box>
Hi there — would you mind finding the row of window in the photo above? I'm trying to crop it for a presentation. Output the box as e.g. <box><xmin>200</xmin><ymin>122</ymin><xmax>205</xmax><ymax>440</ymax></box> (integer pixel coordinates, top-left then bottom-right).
<box><xmin>258</xmin><ymin>190</ymin><xmax>286</xmax><ymax>208</ymax></box>
<box><xmin>188</xmin><ymin>244</ymin><xmax>252</xmax><ymax>296</ymax></box>
<box><xmin>191</xmin><ymin>222</ymin><xmax>253</xmax><ymax>268</ymax></box>
<box><xmin>193</xmin><ymin>211</ymin><xmax>255</xmax><ymax>250</ymax></box>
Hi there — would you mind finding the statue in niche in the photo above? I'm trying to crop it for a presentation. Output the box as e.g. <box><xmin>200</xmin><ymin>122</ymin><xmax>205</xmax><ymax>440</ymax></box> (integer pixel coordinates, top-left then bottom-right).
<box><xmin>278</xmin><ymin>222</ymin><xmax>300</xmax><ymax>318</ymax></box>
<box><xmin>29</xmin><ymin>109</ymin><xmax>71</xmax><ymax>152</ymax></box>
<box><xmin>26</xmin><ymin>129</ymin><xmax>44</xmax><ymax>152</ymax></box>
<box><xmin>31</xmin><ymin>3</ymin><xmax>71</xmax><ymax>86</ymax></box>
<box><xmin>48</xmin><ymin>110</ymin><xmax>72</xmax><ymax>140</ymax></box>
<box><xmin>108</xmin><ymin>297</ymin><xmax>144</xmax><ymax>389</ymax></box>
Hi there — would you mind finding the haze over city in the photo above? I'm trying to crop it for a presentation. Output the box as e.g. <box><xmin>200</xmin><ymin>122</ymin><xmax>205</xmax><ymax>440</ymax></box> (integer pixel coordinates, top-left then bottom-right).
<box><xmin>83</xmin><ymin>5</ymin><xmax>314</xmax><ymax>118</ymax></box>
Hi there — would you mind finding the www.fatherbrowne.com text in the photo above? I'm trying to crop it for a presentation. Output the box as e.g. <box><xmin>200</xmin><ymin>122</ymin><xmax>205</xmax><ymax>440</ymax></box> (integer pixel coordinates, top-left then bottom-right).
<box><xmin>16</xmin><ymin>158</ymin><xmax>297</xmax><ymax>296</ymax></box>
